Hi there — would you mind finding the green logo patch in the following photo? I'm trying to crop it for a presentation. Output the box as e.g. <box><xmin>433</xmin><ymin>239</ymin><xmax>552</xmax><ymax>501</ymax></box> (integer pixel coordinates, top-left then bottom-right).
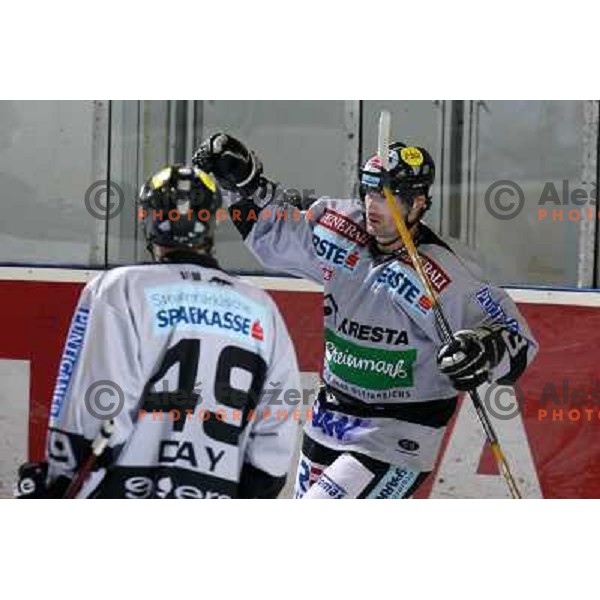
<box><xmin>325</xmin><ymin>329</ymin><xmax>417</xmax><ymax>390</ymax></box>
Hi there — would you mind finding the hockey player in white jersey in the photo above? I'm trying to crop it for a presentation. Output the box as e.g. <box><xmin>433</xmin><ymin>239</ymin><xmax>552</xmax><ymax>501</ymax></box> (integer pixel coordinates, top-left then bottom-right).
<box><xmin>15</xmin><ymin>164</ymin><xmax>302</xmax><ymax>498</ymax></box>
<box><xmin>193</xmin><ymin>134</ymin><xmax>539</xmax><ymax>499</ymax></box>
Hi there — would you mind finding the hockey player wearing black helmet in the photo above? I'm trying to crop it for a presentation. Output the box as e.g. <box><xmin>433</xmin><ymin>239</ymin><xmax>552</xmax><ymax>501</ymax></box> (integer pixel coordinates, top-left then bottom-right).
<box><xmin>359</xmin><ymin>142</ymin><xmax>435</xmax><ymax>254</ymax></box>
<box><xmin>15</xmin><ymin>164</ymin><xmax>302</xmax><ymax>499</ymax></box>
<box><xmin>194</xmin><ymin>134</ymin><xmax>539</xmax><ymax>499</ymax></box>
<box><xmin>137</xmin><ymin>164</ymin><xmax>222</xmax><ymax>260</ymax></box>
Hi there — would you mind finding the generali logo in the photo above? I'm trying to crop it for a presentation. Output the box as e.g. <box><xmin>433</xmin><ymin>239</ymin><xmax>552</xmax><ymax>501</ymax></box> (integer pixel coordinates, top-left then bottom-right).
<box><xmin>251</xmin><ymin>320</ymin><xmax>264</xmax><ymax>341</ymax></box>
<box><xmin>318</xmin><ymin>209</ymin><xmax>371</xmax><ymax>247</ymax></box>
<box><xmin>398</xmin><ymin>253</ymin><xmax>452</xmax><ymax>293</ymax></box>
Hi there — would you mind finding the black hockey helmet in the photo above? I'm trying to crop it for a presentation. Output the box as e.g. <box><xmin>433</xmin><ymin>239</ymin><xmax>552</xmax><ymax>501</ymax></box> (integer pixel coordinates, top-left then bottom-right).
<box><xmin>138</xmin><ymin>164</ymin><xmax>221</xmax><ymax>251</ymax></box>
<box><xmin>360</xmin><ymin>142</ymin><xmax>435</xmax><ymax>209</ymax></box>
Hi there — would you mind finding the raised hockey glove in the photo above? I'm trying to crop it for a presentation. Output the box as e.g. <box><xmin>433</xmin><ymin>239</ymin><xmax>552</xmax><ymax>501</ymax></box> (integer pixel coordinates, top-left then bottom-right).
<box><xmin>192</xmin><ymin>133</ymin><xmax>263</xmax><ymax>197</ymax></box>
<box><xmin>436</xmin><ymin>326</ymin><xmax>505</xmax><ymax>392</ymax></box>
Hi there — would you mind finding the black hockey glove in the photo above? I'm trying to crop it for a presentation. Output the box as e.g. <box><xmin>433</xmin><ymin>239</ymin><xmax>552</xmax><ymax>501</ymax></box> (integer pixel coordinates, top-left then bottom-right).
<box><xmin>436</xmin><ymin>326</ymin><xmax>506</xmax><ymax>392</ymax></box>
<box><xmin>15</xmin><ymin>461</ymin><xmax>73</xmax><ymax>498</ymax></box>
<box><xmin>192</xmin><ymin>133</ymin><xmax>263</xmax><ymax>197</ymax></box>
<box><xmin>14</xmin><ymin>461</ymin><xmax>49</xmax><ymax>498</ymax></box>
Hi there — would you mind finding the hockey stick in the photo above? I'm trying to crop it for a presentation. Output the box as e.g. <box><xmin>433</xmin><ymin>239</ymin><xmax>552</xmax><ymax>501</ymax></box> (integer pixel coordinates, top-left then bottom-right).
<box><xmin>377</xmin><ymin>110</ymin><xmax>522</xmax><ymax>499</ymax></box>
<box><xmin>63</xmin><ymin>419</ymin><xmax>115</xmax><ymax>499</ymax></box>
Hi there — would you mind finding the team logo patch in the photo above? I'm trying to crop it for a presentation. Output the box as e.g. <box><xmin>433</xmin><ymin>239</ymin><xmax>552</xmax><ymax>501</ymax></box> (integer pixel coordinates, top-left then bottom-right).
<box><xmin>375</xmin><ymin>263</ymin><xmax>432</xmax><ymax>316</ymax></box>
<box><xmin>345</xmin><ymin>251</ymin><xmax>360</xmax><ymax>269</ymax></box>
<box><xmin>369</xmin><ymin>467</ymin><xmax>419</xmax><ymax>499</ymax></box>
<box><xmin>337</xmin><ymin>318</ymin><xmax>409</xmax><ymax>346</ymax></box>
<box><xmin>145</xmin><ymin>283</ymin><xmax>269</xmax><ymax>344</ymax></box>
<box><xmin>251</xmin><ymin>320</ymin><xmax>264</xmax><ymax>340</ymax></box>
<box><xmin>124</xmin><ymin>475</ymin><xmax>230</xmax><ymax>499</ymax></box>
<box><xmin>397</xmin><ymin>439</ymin><xmax>420</xmax><ymax>454</ymax></box>
<box><xmin>312</xmin><ymin>227</ymin><xmax>363</xmax><ymax>273</ymax></box>
<box><xmin>50</xmin><ymin>306</ymin><xmax>90</xmax><ymax>420</ymax></box>
<box><xmin>315</xmin><ymin>473</ymin><xmax>347</xmax><ymax>499</ymax></box>
<box><xmin>325</xmin><ymin>328</ymin><xmax>417</xmax><ymax>390</ymax></box>
<box><xmin>476</xmin><ymin>287</ymin><xmax>520</xmax><ymax>333</ymax></box>
<box><xmin>398</xmin><ymin>253</ymin><xmax>452</xmax><ymax>293</ymax></box>
<box><xmin>317</xmin><ymin>209</ymin><xmax>371</xmax><ymax>247</ymax></box>
<box><xmin>400</xmin><ymin>147</ymin><xmax>424</xmax><ymax>167</ymax></box>
<box><xmin>294</xmin><ymin>458</ymin><xmax>327</xmax><ymax>498</ymax></box>
<box><xmin>311</xmin><ymin>401</ymin><xmax>370</xmax><ymax>441</ymax></box>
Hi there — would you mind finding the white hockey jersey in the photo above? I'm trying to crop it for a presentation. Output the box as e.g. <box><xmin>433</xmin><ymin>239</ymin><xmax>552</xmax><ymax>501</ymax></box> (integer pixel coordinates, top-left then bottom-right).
<box><xmin>228</xmin><ymin>196</ymin><xmax>539</xmax><ymax>471</ymax></box>
<box><xmin>46</xmin><ymin>253</ymin><xmax>301</xmax><ymax>498</ymax></box>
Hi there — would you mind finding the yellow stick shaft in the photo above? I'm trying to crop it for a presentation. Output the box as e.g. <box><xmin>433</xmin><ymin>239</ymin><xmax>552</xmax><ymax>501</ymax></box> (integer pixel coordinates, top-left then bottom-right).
<box><xmin>381</xmin><ymin>184</ymin><xmax>522</xmax><ymax>499</ymax></box>
<box><xmin>382</xmin><ymin>187</ymin><xmax>438</xmax><ymax>305</ymax></box>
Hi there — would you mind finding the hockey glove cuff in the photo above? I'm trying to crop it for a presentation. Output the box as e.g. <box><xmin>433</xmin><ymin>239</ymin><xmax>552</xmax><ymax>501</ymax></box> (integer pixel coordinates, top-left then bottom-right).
<box><xmin>437</xmin><ymin>326</ymin><xmax>505</xmax><ymax>392</ymax></box>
